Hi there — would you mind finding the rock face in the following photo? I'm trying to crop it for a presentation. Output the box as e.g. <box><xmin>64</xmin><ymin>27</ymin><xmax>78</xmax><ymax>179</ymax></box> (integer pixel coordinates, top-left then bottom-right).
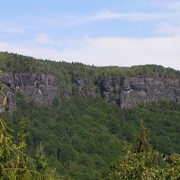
<box><xmin>0</xmin><ymin>73</ymin><xmax>58</xmax><ymax>112</ymax></box>
<box><xmin>0</xmin><ymin>72</ymin><xmax>180</xmax><ymax>112</ymax></box>
<box><xmin>98</xmin><ymin>77</ymin><xmax>180</xmax><ymax>108</ymax></box>
<box><xmin>73</xmin><ymin>77</ymin><xmax>96</xmax><ymax>97</ymax></box>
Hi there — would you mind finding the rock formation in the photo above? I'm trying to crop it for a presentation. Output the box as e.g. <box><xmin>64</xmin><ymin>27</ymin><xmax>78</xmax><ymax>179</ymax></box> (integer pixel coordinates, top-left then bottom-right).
<box><xmin>0</xmin><ymin>73</ymin><xmax>58</xmax><ymax>112</ymax></box>
<box><xmin>0</xmin><ymin>72</ymin><xmax>180</xmax><ymax>112</ymax></box>
<box><xmin>98</xmin><ymin>77</ymin><xmax>180</xmax><ymax>108</ymax></box>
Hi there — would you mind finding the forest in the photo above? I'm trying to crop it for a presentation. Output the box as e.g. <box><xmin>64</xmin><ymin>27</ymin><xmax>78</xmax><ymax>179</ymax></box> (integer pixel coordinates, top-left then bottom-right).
<box><xmin>0</xmin><ymin>52</ymin><xmax>180</xmax><ymax>179</ymax></box>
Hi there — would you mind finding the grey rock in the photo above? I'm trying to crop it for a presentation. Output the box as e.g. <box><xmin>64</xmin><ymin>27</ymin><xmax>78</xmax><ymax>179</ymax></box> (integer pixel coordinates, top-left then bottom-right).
<box><xmin>0</xmin><ymin>72</ymin><xmax>180</xmax><ymax>112</ymax></box>
<box><xmin>0</xmin><ymin>73</ymin><xmax>59</xmax><ymax>111</ymax></box>
<box><xmin>99</xmin><ymin>77</ymin><xmax>180</xmax><ymax>108</ymax></box>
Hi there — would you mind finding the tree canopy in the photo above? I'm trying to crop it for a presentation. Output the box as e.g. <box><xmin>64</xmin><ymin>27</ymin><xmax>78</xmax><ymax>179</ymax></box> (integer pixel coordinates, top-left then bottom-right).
<box><xmin>0</xmin><ymin>51</ymin><xmax>180</xmax><ymax>179</ymax></box>
<box><xmin>109</xmin><ymin>122</ymin><xmax>180</xmax><ymax>179</ymax></box>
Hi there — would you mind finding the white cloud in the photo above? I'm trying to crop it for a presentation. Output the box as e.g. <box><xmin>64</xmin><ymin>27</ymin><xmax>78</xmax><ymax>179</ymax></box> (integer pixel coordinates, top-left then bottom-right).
<box><xmin>41</xmin><ymin>11</ymin><xmax>173</xmax><ymax>28</ymax></box>
<box><xmin>157</xmin><ymin>23</ymin><xmax>180</xmax><ymax>36</ymax></box>
<box><xmin>56</xmin><ymin>35</ymin><xmax>180</xmax><ymax>70</ymax></box>
<box><xmin>0</xmin><ymin>22</ymin><xmax>25</xmax><ymax>34</ymax></box>
<box><xmin>0</xmin><ymin>35</ymin><xmax>180</xmax><ymax>70</ymax></box>
<box><xmin>36</xmin><ymin>33</ymin><xmax>54</xmax><ymax>44</ymax></box>
<box><xmin>159</xmin><ymin>1</ymin><xmax>180</xmax><ymax>11</ymax></box>
<box><xmin>92</xmin><ymin>11</ymin><xmax>169</xmax><ymax>21</ymax></box>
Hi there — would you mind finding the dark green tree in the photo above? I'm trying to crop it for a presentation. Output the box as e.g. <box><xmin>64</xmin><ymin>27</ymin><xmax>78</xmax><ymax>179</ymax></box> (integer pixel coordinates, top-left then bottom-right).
<box><xmin>0</xmin><ymin>117</ymin><xmax>63</xmax><ymax>179</ymax></box>
<box><xmin>109</xmin><ymin>122</ymin><xmax>180</xmax><ymax>179</ymax></box>
<box><xmin>35</xmin><ymin>142</ymin><xmax>48</xmax><ymax>173</ymax></box>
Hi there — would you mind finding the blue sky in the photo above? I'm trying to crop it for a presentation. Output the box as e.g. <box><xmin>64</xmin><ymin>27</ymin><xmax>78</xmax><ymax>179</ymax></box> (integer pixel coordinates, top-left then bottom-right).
<box><xmin>0</xmin><ymin>0</ymin><xmax>180</xmax><ymax>70</ymax></box>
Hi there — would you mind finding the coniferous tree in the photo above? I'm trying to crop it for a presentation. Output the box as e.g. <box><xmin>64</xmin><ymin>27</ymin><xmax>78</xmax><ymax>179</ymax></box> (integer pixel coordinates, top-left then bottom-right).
<box><xmin>0</xmin><ymin>117</ymin><xmax>64</xmax><ymax>179</ymax></box>
<box><xmin>109</xmin><ymin>122</ymin><xmax>180</xmax><ymax>180</ymax></box>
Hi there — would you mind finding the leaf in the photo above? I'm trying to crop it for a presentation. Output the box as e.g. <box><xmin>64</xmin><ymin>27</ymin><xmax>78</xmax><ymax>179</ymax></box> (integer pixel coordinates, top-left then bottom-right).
<box><xmin>2</xmin><ymin>96</ymin><xmax>7</xmax><ymax>107</ymax></box>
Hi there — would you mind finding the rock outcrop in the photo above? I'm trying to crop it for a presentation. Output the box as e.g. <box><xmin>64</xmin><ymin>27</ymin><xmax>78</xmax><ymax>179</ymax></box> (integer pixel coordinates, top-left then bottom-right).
<box><xmin>98</xmin><ymin>77</ymin><xmax>180</xmax><ymax>108</ymax></box>
<box><xmin>0</xmin><ymin>73</ymin><xmax>58</xmax><ymax>112</ymax></box>
<box><xmin>0</xmin><ymin>72</ymin><xmax>180</xmax><ymax>112</ymax></box>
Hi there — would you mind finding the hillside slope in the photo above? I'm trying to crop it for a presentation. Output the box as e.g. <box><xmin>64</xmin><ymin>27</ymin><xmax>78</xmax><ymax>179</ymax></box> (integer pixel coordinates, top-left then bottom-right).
<box><xmin>0</xmin><ymin>52</ymin><xmax>180</xmax><ymax>179</ymax></box>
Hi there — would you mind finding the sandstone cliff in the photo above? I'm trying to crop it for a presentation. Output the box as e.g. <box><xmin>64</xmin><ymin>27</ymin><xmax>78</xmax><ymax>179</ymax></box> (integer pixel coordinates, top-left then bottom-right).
<box><xmin>0</xmin><ymin>72</ymin><xmax>180</xmax><ymax>111</ymax></box>
<box><xmin>0</xmin><ymin>73</ymin><xmax>58</xmax><ymax>112</ymax></box>
<box><xmin>98</xmin><ymin>77</ymin><xmax>180</xmax><ymax>108</ymax></box>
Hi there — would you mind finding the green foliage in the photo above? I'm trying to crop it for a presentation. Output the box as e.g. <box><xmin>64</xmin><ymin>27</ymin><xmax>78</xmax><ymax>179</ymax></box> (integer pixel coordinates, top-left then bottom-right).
<box><xmin>130</xmin><ymin>122</ymin><xmax>153</xmax><ymax>154</ymax></box>
<box><xmin>0</xmin><ymin>118</ymin><xmax>62</xmax><ymax>179</ymax></box>
<box><xmin>109</xmin><ymin>123</ymin><xmax>180</xmax><ymax>179</ymax></box>
<box><xmin>35</xmin><ymin>142</ymin><xmax>48</xmax><ymax>173</ymax></box>
<box><xmin>0</xmin><ymin>117</ymin><xmax>34</xmax><ymax>179</ymax></box>
<box><xmin>0</xmin><ymin>51</ymin><xmax>179</xmax><ymax>82</ymax></box>
<box><xmin>0</xmin><ymin>51</ymin><xmax>180</xmax><ymax>179</ymax></box>
<box><xmin>110</xmin><ymin>151</ymin><xmax>160</xmax><ymax>179</ymax></box>
<box><xmin>2</xmin><ymin>95</ymin><xmax>180</xmax><ymax>179</ymax></box>
<box><xmin>163</xmin><ymin>153</ymin><xmax>180</xmax><ymax>179</ymax></box>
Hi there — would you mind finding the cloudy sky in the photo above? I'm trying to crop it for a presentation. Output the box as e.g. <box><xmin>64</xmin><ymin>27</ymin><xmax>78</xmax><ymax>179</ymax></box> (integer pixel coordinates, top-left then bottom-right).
<box><xmin>0</xmin><ymin>0</ymin><xmax>180</xmax><ymax>70</ymax></box>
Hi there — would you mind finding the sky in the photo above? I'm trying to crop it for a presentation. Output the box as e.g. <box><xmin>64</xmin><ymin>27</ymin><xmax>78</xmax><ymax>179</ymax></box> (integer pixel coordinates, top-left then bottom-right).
<box><xmin>0</xmin><ymin>0</ymin><xmax>180</xmax><ymax>70</ymax></box>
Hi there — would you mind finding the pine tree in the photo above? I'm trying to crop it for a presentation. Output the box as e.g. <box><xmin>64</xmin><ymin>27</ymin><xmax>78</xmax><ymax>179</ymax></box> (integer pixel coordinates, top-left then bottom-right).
<box><xmin>131</xmin><ymin>121</ymin><xmax>152</xmax><ymax>153</ymax></box>
<box><xmin>109</xmin><ymin>122</ymin><xmax>180</xmax><ymax>179</ymax></box>
<box><xmin>35</xmin><ymin>142</ymin><xmax>48</xmax><ymax>173</ymax></box>
<box><xmin>0</xmin><ymin>117</ymin><xmax>64</xmax><ymax>179</ymax></box>
<box><xmin>0</xmin><ymin>117</ymin><xmax>34</xmax><ymax>179</ymax></box>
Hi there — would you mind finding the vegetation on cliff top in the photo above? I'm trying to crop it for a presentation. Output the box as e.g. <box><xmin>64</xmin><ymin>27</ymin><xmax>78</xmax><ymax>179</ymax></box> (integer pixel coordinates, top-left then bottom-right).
<box><xmin>0</xmin><ymin>51</ymin><xmax>180</xmax><ymax>81</ymax></box>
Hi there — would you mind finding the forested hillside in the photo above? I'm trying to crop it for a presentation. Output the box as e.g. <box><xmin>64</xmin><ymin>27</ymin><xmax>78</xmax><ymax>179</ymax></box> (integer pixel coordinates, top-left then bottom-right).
<box><xmin>0</xmin><ymin>52</ymin><xmax>180</xmax><ymax>179</ymax></box>
<box><xmin>0</xmin><ymin>52</ymin><xmax>179</xmax><ymax>78</ymax></box>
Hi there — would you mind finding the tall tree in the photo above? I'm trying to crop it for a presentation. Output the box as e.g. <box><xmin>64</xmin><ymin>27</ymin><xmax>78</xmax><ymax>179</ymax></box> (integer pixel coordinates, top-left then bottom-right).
<box><xmin>109</xmin><ymin>122</ymin><xmax>180</xmax><ymax>179</ymax></box>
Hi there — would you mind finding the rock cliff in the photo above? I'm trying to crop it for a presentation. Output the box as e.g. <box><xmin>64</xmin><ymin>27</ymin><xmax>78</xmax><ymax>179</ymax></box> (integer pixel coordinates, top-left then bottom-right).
<box><xmin>0</xmin><ymin>73</ymin><xmax>58</xmax><ymax>112</ymax></box>
<box><xmin>0</xmin><ymin>72</ymin><xmax>180</xmax><ymax>111</ymax></box>
<box><xmin>98</xmin><ymin>77</ymin><xmax>180</xmax><ymax>108</ymax></box>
